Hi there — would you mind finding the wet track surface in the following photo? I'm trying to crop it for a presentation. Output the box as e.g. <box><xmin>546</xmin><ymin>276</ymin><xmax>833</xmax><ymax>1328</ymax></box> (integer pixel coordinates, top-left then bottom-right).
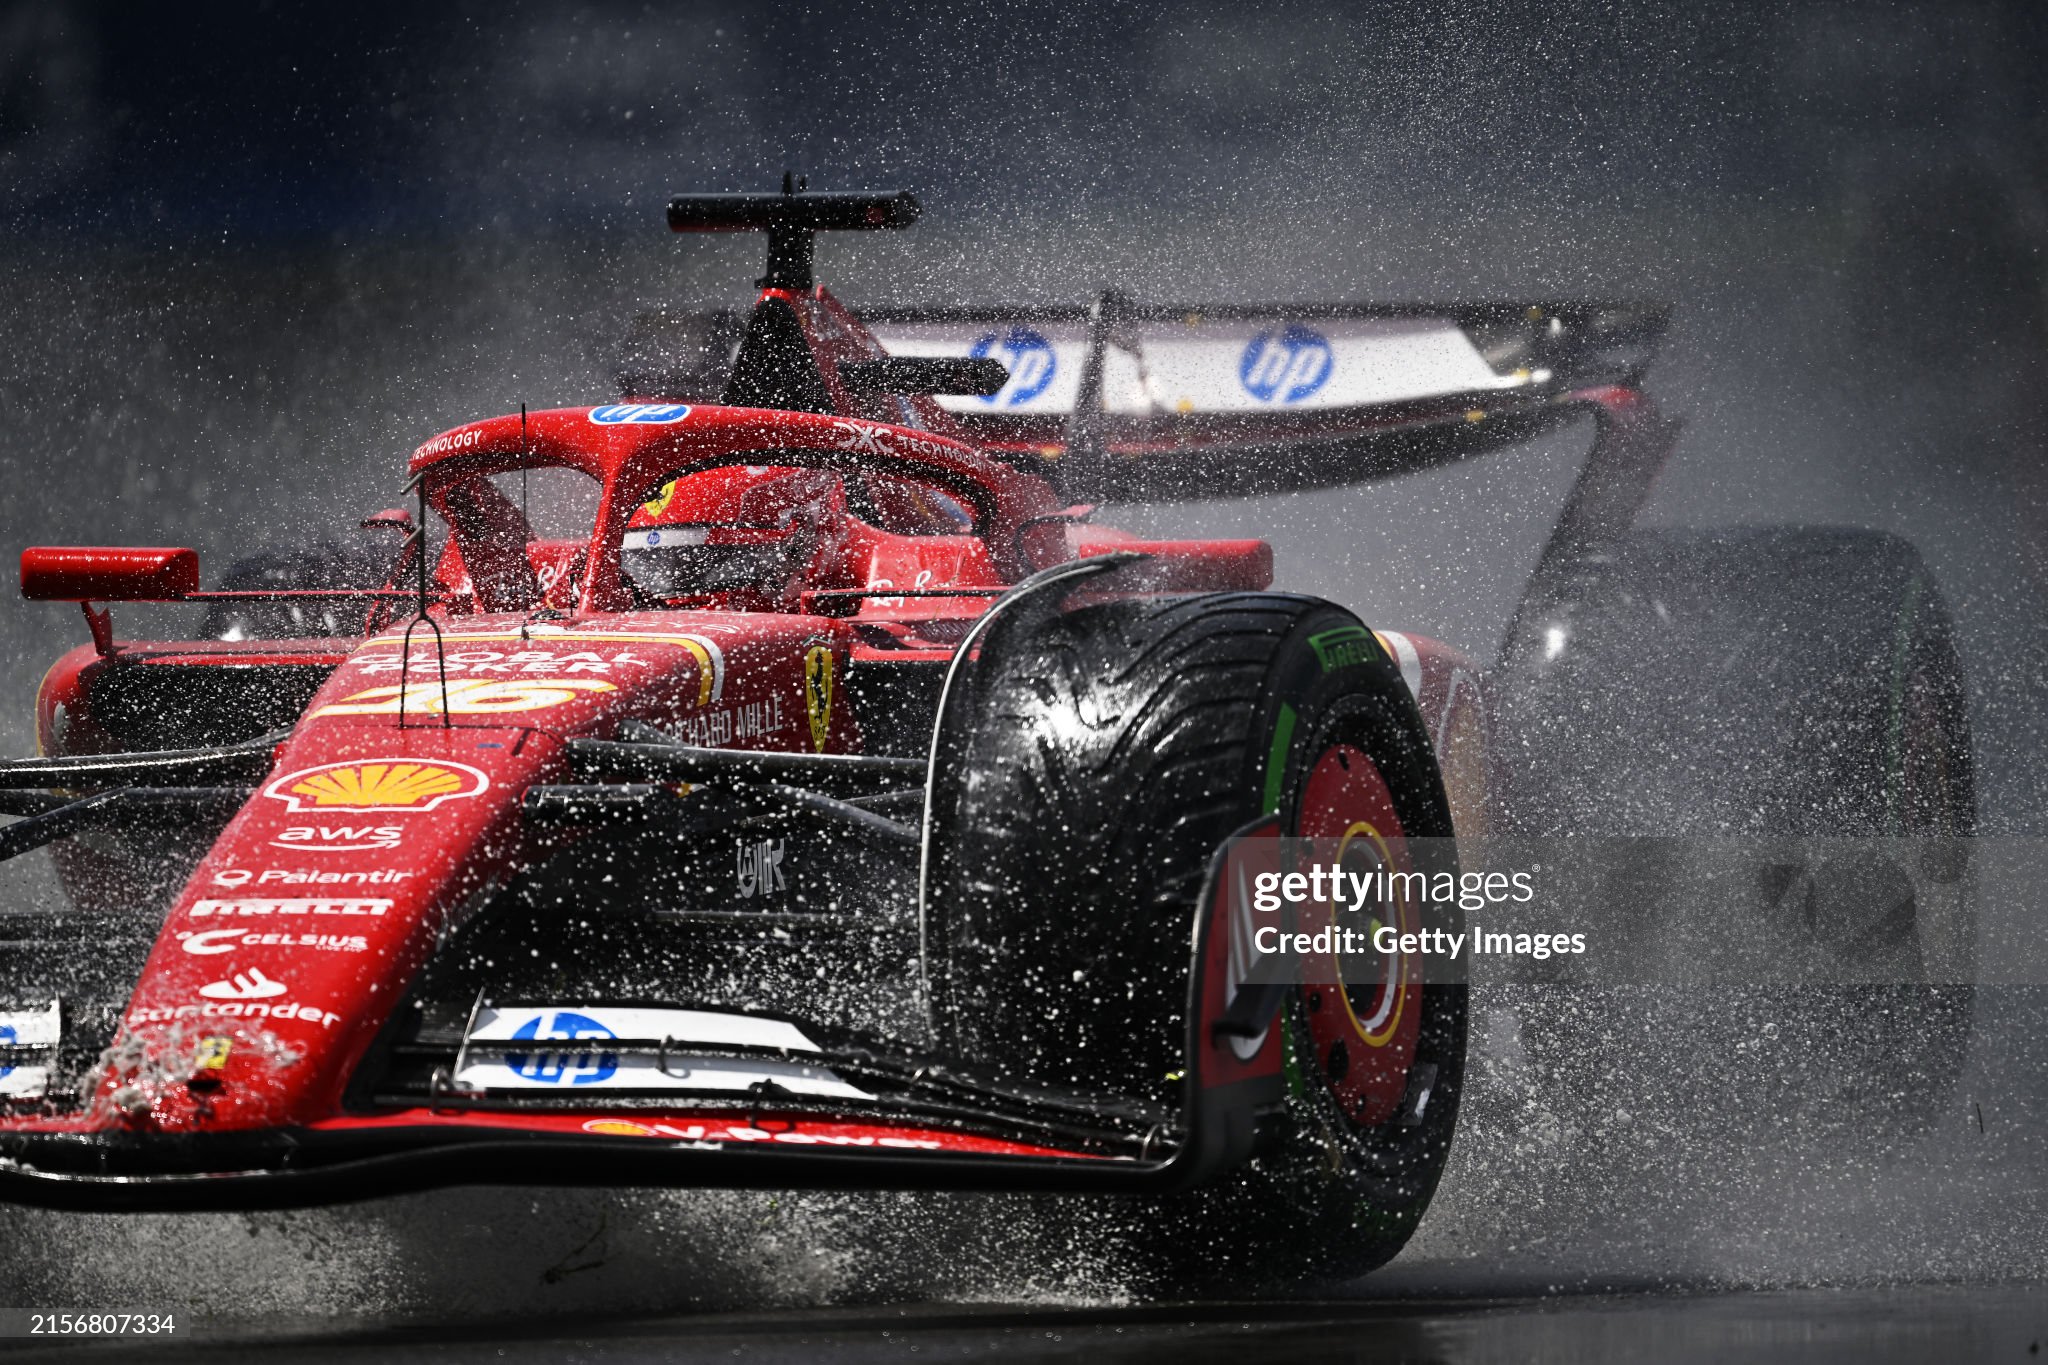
<box><xmin>4</xmin><ymin>1288</ymin><xmax>2043</xmax><ymax>1363</ymax></box>
<box><xmin>0</xmin><ymin>986</ymin><xmax>2040</xmax><ymax>1360</ymax></box>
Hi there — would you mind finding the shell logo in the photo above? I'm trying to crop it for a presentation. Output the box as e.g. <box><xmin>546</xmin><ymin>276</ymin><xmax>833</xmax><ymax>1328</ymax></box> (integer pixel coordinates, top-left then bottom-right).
<box><xmin>585</xmin><ymin>1119</ymin><xmax>656</xmax><ymax>1138</ymax></box>
<box><xmin>264</xmin><ymin>759</ymin><xmax>490</xmax><ymax>813</ymax></box>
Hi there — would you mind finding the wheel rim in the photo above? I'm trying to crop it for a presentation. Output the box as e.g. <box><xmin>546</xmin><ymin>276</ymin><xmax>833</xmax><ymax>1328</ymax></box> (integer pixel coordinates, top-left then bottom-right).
<box><xmin>1295</xmin><ymin>743</ymin><xmax>1423</xmax><ymax>1126</ymax></box>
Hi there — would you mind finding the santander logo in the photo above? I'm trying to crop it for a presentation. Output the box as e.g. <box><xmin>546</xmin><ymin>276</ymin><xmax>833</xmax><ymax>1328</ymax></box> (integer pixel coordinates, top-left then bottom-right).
<box><xmin>198</xmin><ymin>968</ymin><xmax>288</xmax><ymax>1001</ymax></box>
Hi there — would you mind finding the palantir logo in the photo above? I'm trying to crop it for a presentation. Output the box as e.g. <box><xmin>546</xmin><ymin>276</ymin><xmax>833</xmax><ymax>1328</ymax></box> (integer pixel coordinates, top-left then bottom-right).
<box><xmin>968</xmin><ymin>327</ymin><xmax>1056</xmax><ymax>406</ymax></box>
<box><xmin>1239</xmin><ymin>324</ymin><xmax>1334</xmax><ymax>404</ymax></box>
<box><xmin>505</xmin><ymin>1010</ymin><xmax>618</xmax><ymax>1085</ymax></box>
<box><xmin>589</xmin><ymin>404</ymin><xmax>693</xmax><ymax>425</ymax></box>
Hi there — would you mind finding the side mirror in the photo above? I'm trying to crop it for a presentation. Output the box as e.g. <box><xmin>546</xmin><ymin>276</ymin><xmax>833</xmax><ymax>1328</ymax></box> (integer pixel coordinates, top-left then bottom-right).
<box><xmin>20</xmin><ymin>547</ymin><xmax>200</xmax><ymax>602</ymax></box>
<box><xmin>360</xmin><ymin>508</ymin><xmax>415</xmax><ymax>534</ymax></box>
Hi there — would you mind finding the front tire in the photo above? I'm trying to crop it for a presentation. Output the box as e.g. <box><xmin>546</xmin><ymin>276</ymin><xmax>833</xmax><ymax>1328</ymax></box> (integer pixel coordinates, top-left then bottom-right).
<box><xmin>928</xmin><ymin>592</ymin><xmax>1464</xmax><ymax>1290</ymax></box>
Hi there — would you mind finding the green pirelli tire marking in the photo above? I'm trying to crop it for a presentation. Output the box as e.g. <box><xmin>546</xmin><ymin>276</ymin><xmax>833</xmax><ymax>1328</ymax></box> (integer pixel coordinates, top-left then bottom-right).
<box><xmin>1263</xmin><ymin>702</ymin><xmax>1297</xmax><ymax>817</ymax></box>
<box><xmin>1307</xmin><ymin>625</ymin><xmax>1380</xmax><ymax>673</ymax></box>
<box><xmin>1266</xmin><ymin>700</ymin><xmax>1301</xmax><ymax>1093</ymax></box>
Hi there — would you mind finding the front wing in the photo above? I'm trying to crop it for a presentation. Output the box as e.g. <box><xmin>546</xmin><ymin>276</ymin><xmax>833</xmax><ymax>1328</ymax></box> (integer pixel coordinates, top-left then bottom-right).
<box><xmin>0</xmin><ymin>828</ymin><xmax>1282</xmax><ymax>1211</ymax></box>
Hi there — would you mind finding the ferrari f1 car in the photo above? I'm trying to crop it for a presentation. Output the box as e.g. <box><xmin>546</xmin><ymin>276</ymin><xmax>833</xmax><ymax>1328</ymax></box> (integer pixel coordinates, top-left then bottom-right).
<box><xmin>0</xmin><ymin>184</ymin><xmax>1974</xmax><ymax>1287</ymax></box>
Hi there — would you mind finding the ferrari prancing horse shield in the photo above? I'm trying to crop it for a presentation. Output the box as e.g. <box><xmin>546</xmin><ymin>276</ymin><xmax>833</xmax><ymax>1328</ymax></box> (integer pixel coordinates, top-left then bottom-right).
<box><xmin>804</xmin><ymin>646</ymin><xmax>835</xmax><ymax>752</ymax></box>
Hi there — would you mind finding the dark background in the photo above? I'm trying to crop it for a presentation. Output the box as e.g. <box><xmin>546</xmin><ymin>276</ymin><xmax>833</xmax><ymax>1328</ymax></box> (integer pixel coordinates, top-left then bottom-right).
<box><xmin>6</xmin><ymin>2</ymin><xmax>2048</xmax><ymax>810</ymax></box>
<box><xmin>1</xmin><ymin>0</ymin><xmax>2046</xmax><ymax>1323</ymax></box>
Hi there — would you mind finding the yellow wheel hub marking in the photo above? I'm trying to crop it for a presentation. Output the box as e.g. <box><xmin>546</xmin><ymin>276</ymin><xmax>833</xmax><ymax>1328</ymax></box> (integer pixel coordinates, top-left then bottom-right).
<box><xmin>1331</xmin><ymin>819</ymin><xmax>1412</xmax><ymax>1049</ymax></box>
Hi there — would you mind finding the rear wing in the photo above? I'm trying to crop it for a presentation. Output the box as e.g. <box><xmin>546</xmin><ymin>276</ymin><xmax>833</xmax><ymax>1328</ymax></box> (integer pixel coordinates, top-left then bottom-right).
<box><xmin>619</xmin><ymin>294</ymin><xmax>1667</xmax><ymax>502</ymax></box>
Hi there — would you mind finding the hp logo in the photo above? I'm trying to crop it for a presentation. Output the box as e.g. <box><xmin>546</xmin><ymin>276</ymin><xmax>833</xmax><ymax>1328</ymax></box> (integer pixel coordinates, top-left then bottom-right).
<box><xmin>505</xmin><ymin>1010</ymin><xmax>619</xmax><ymax>1085</ymax></box>
<box><xmin>590</xmin><ymin>404</ymin><xmax>693</xmax><ymax>425</ymax></box>
<box><xmin>968</xmin><ymin>327</ymin><xmax>1057</xmax><ymax>406</ymax></box>
<box><xmin>1239</xmin><ymin>325</ymin><xmax>1334</xmax><ymax>404</ymax></box>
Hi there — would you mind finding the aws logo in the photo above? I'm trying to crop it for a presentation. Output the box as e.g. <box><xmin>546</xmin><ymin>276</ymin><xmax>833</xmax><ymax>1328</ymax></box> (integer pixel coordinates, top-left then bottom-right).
<box><xmin>1239</xmin><ymin>324</ymin><xmax>1334</xmax><ymax>404</ymax></box>
<box><xmin>269</xmin><ymin>824</ymin><xmax>403</xmax><ymax>852</ymax></box>
<box><xmin>264</xmin><ymin>760</ymin><xmax>490</xmax><ymax>814</ymax></box>
<box><xmin>969</xmin><ymin>327</ymin><xmax>1056</xmax><ymax>406</ymax></box>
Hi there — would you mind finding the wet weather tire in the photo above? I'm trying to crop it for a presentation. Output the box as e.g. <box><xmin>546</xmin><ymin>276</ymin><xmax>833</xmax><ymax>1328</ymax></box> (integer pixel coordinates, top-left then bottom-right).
<box><xmin>1500</xmin><ymin>526</ymin><xmax>1974</xmax><ymax>1128</ymax></box>
<box><xmin>928</xmin><ymin>592</ymin><xmax>1465</xmax><ymax>1290</ymax></box>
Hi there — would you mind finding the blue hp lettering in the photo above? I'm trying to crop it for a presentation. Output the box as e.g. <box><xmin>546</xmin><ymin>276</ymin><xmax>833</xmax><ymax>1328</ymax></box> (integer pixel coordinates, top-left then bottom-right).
<box><xmin>505</xmin><ymin>1011</ymin><xmax>618</xmax><ymax>1085</ymax></box>
<box><xmin>0</xmin><ymin>1025</ymin><xmax>12</xmax><ymax>1080</ymax></box>
<box><xmin>968</xmin><ymin>327</ymin><xmax>1056</xmax><ymax>406</ymax></box>
<box><xmin>1239</xmin><ymin>325</ymin><xmax>1334</xmax><ymax>404</ymax></box>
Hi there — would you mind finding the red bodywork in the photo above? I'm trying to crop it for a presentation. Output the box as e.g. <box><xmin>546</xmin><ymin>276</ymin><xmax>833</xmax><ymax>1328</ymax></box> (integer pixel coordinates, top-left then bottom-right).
<box><xmin>5</xmin><ymin>186</ymin><xmax>1681</xmax><ymax>1202</ymax></box>
<box><xmin>5</xmin><ymin>286</ymin><xmax>1345</xmax><ymax>1199</ymax></box>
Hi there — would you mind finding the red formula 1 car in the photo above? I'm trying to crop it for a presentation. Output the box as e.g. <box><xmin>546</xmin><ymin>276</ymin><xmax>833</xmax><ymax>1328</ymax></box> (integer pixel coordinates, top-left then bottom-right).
<box><xmin>0</xmin><ymin>186</ymin><xmax>1974</xmax><ymax>1286</ymax></box>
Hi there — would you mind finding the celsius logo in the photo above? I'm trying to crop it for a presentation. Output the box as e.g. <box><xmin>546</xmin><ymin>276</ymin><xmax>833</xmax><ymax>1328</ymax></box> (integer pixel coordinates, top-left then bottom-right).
<box><xmin>589</xmin><ymin>404</ymin><xmax>692</xmax><ymax>425</ymax></box>
<box><xmin>180</xmin><ymin>928</ymin><xmax>253</xmax><ymax>956</ymax></box>
<box><xmin>1239</xmin><ymin>324</ymin><xmax>1334</xmax><ymax>404</ymax></box>
<box><xmin>969</xmin><ymin>327</ymin><xmax>1056</xmax><ymax>406</ymax></box>
<box><xmin>506</xmin><ymin>1011</ymin><xmax>618</xmax><ymax>1085</ymax></box>
<box><xmin>179</xmin><ymin>927</ymin><xmax>369</xmax><ymax>956</ymax></box>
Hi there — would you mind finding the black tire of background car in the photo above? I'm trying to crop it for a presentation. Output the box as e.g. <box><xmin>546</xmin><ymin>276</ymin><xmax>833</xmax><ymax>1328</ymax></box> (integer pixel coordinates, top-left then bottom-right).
<box><xmin>47</xmin><ymin>540</ymin><xmax>393</xmax><ymax>915</ymax></box>
<box><xmin>1497</xmin><ymin>525</ymin><xmax>1975</xmax><ymax>1130</ymax></box>
<box><xmin>198</xmin><ymin>540</ymin><xmax>395</xmax><ymax>641</ymax></box>
<box><xmin>926</xmin><ymin>592</ymin><xmax>1466</xmax><ymax>1291</ymax></box>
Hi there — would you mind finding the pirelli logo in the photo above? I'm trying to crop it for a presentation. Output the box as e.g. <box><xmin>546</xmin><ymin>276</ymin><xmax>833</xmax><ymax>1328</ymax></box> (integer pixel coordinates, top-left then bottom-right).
<box><xmin>1308</xmin><ymin>625</ymin><xmax>1383</xmax><ymax>673</ymax></box>
<box><xmin>190</xmin><ymin>899</ymin><xmax>393</xmax><ymax>919</ymax></box>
